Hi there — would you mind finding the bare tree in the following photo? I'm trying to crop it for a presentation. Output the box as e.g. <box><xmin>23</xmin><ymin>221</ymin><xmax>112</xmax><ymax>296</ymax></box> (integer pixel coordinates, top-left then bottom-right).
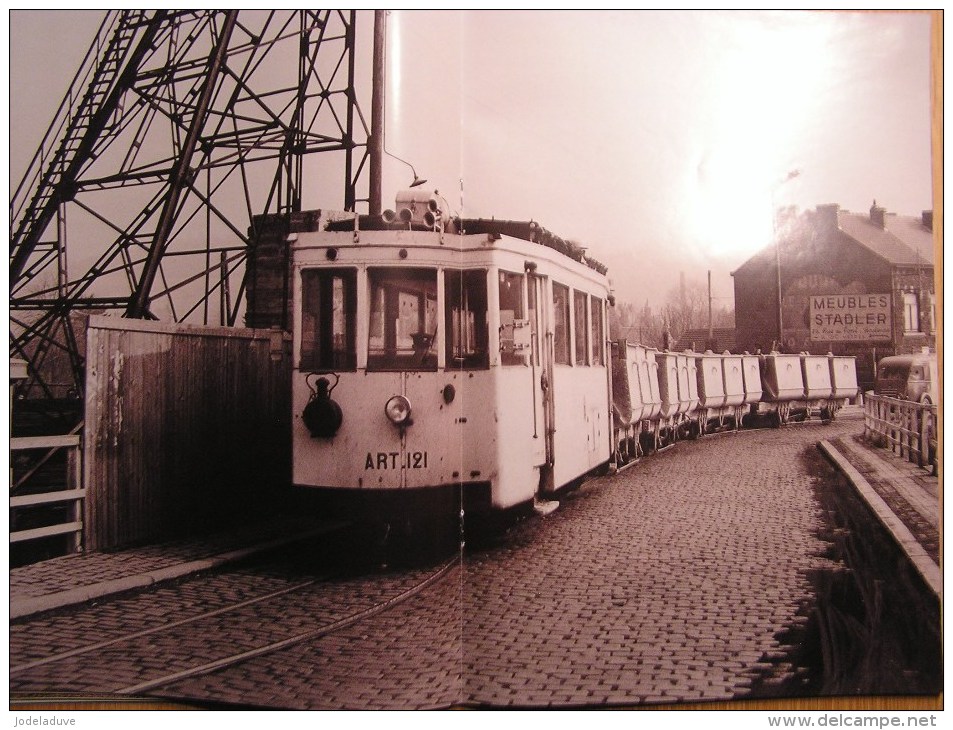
<box><xmin>661</xmin><ymin>277</ymin><xmax>733</xmax><ymax>344</ymax></box>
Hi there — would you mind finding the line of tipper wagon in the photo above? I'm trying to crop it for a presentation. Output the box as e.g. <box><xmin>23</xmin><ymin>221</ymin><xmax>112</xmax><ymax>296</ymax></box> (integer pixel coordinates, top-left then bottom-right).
<box><xmin>610</xmin><ymin>345</ymin><xmax>859</xmax><ymax>464</ymax></box>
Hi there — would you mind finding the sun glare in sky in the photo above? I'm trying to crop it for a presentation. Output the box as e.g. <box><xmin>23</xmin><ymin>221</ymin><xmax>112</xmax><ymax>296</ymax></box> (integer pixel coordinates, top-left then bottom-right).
<box><xmin>682</xmin><ymin>14</ymin><xmax>837</xmax><ymax>262</ymax></box>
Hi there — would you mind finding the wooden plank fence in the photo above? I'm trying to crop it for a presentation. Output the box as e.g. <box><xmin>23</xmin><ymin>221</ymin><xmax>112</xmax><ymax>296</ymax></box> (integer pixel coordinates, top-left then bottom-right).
<box><xmin>84</xmin><ymin>316</ymin><xmax>292</xmax><ymax>551</ymax></box>
<box><xmin>863</xmin><ymin>392</ymin><xmax>938</xmax><ymax>474</ymax></box>
<box><xmin>10</xmin><ymin>433</ymin><xmax>85</xmax><ymax>553</ymax></box>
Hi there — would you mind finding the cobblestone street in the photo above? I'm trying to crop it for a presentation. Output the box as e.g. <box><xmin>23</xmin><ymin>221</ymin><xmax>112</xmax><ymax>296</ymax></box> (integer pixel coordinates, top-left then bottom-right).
<box><xmin>462</xmin><ymin>417</ymin><xmax>859</xmax><ymax>707</ymax></box>
<box><xmin>162</xmin><ymin>417</ymin><xmax>859</xmax><ymax>709</ymax></box>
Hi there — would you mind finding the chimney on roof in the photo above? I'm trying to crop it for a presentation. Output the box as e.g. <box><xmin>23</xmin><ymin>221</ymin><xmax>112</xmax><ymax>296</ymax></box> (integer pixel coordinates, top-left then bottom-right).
<box><xmin>921</xmin><ymin>210</ymin><xmax>933</xmax><ymax>231</ymax></box>
<box><xmin>869</xmin><ymin>200</ymin><xmax>886</xmax><ymax>229</ymax></box>
<box><xmin>815</xmin><ymin>203</ymin><xmax>839</xmax><ymax>232</ymax></box>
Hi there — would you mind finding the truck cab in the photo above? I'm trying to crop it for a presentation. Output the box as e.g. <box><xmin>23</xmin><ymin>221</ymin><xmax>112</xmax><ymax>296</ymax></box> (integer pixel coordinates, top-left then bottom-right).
<box><xmin>875</xmin><ymin>353</ymin><xmax>938</xmax><ymax>404</ymax></box>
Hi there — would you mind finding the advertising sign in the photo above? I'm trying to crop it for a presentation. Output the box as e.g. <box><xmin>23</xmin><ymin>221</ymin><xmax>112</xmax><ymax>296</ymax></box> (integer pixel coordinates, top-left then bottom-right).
<box><xmin>810</xmin><ymin>293</ymin><xmax>891</xmax><ymax>342</ymax></box>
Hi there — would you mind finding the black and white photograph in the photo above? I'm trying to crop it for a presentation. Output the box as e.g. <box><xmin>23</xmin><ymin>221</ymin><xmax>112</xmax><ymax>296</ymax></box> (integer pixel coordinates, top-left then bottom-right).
<box><xmin>7</xmin><ymin>9</ymin><xmax>941</xmax><ymax>720</ymax></box>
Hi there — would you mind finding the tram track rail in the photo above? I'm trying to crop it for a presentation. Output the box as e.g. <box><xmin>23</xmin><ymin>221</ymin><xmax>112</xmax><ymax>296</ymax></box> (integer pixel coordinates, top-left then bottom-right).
<box><xmin>10</xmin><ymin>555</ymin><xmax>459</xmax><ymax>698</ymax></box>
<box><xmin>115</xmin><ymin>557</ymin><xmax>458</xmax><ymax>696</ymax></box>
<box><xmin>10</xmin><ymin>578</ymin><xmax>323</xmax><ymax>675</ymax></box>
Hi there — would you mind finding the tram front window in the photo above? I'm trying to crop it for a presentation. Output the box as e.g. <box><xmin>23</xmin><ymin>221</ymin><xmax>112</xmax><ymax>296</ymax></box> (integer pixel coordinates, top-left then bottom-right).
<box><xmin>300</xmin><ymin>268</ymin><xmax>356</xmax><ymax>370</ymax></box>
<box><xmin>446</xmin><ymin>269</ymin><xmax>489</xmax><ymax>369</ymax></box>
<box><xmin>368</xmin><ymin>268</ymin><xmax>438</xmax><ymax>371</ymax></box>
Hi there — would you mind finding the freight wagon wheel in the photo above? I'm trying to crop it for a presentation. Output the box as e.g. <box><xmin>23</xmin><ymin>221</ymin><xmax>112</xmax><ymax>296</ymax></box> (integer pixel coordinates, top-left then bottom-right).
<box><xmin>640</xmin><ymin>430</ymin><xmax>657</xmax><ymax>455</ymax></box>
<box><xmin>770</xmin><ymin>410</ymin><xmax>783</xmax><ymax>428</ymax></box>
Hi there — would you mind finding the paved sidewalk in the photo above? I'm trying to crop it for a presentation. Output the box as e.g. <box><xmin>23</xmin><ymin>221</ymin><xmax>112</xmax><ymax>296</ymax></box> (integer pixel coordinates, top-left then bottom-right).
<box><xmin>819</xmin><ymin>428</ymin><xmax>941</xmax><ymax>600</ymax></box>
<box><xmin>10</xmin><ymin>515</ymin><xmax>343</xmax><ymax>620</ymax></box>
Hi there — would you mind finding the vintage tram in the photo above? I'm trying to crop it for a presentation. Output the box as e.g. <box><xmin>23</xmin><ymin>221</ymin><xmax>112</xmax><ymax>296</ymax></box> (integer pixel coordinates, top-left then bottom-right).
<box><xmin>253</xmin><ymin>190</ymin><xmax>613</xmax><ymax>551</ymax></box>
<box><xmin>248</xmin><ymin>189</ymin><xmax>858</xmax><ymax>556</ymax></box>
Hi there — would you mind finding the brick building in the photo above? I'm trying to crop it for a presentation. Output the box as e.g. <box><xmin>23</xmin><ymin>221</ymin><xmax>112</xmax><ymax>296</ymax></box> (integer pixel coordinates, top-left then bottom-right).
<box><xmin>732</xmin><ymin>202</ymin><xmax>936</xmax><ymax>392</ymax></box>
<box><xmin>674</xmin><ymin>327</ymin><xmax>737</xmax><ymax>354</ymax></box>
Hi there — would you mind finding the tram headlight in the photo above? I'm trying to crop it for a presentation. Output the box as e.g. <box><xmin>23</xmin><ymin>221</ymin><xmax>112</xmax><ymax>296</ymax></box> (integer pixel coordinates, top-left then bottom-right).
<box><xmin>384</xmin><ymin>395</ymin><xmax>412</xmax><ymax>425</ymax></box>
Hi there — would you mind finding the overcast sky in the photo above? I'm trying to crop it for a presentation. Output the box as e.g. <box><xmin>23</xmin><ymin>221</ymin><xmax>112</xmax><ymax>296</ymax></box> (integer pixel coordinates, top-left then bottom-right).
<box><xmin>8</xmin><ymin>10</ymin><xmax>934</xmax><ymax>309</ymax></box>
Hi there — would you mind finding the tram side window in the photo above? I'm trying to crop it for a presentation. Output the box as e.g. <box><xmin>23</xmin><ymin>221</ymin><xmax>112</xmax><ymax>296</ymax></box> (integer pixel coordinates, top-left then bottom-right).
<box><xmin>553</xmin><ymin>283</ymin><xmax>571</xmax><ymax>365</ymax></box>
<box><xmin>300</xmin><ymin>268</ymin><xmax>356</xmax><ymax>370</ymax></box>
<box><xmin>368</xmin><ymin>268</ymin><xmax>438</xmax><ymax>371</ymax></box>
<box><xmin>446</xmin><ymin>269</ymin><xmax>489</xmax><ymax>369</ymax></box>
<box><xmin>591</xmin><ymin>295</ymin><xmax>604</xmax><ymax>366</ymax></box>
<box><xmin>573</xmin><ymin>289</ymin><xmax>589</xmax><ymax>366</ymax></box>
<box><xmin>499</xmin><ymin>271</ymin><xmax>525</xmax><ymax>366</ymax></box>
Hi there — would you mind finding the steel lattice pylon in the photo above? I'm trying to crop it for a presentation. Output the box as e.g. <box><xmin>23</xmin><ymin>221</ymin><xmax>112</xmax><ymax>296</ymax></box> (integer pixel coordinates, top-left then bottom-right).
<box><xmin>10</xmin><ymin>9</ymin><xmax>373</xmax><ymax>400</ymax></box>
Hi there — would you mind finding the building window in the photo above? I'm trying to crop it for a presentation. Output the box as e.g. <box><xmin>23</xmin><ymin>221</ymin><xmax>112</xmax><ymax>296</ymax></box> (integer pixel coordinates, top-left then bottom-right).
<box><xmin>553</xmin><ymin>283</ymin><xmax>571</xmax><ymax>365</ymax></box>
<box><xmin>903</xmin><ymin>291</ymin><xmax>921</xmax><ymax>333</ymax></box>
<box><xmin>499</xmin><ymin>271</ymin><xmax>525</xmax><ymax>366</ymax></box>
<box><xmin>446</xmin><ymin>269</ymin><xmax>489</xmax><ymax>369</ymax></box>
<box><xmin>590</xmin><ymin>295</ymin><xmax>604</xmax><ymax>366</ymax></box>
<box><xmin>573</xmin><ymin>290</ymin><xmax>589</xmax><ymax>365</ymax></box>
<box><xmin>300</xmin><ymin>268</ymin><xmax>356</xmax><ymax>370</ymax></box>
<box><xmin>368</xmin><ymin>267</ymin><xmax>438</xmax><ymax>370</ymax></box>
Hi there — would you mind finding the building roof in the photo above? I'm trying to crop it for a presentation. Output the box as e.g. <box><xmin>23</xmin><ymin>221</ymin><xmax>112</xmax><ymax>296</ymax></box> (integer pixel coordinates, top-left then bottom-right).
<box><xmin>731</xmin><ymin>203</ymin><xmax>935</xmax><ymax>277</ymax></box>
<box><xmin>837</xmin><ymin>209</ymin><xmax>934</xmax><ymax>267</ymax></box>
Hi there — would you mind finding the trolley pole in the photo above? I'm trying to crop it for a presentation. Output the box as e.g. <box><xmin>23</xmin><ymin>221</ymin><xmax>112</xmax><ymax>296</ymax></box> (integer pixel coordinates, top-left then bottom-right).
<box><xmin>369</xmin><ymin>10</ymin><xmax>386</xmax><ymax>216</ymax></box>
